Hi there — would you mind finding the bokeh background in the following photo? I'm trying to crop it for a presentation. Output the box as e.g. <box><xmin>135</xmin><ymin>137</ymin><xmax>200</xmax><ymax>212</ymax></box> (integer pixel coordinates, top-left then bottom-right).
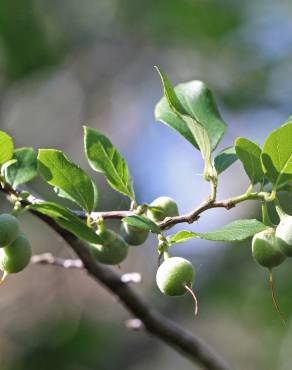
<box><xmin>0</xmin><ymin>1</ymin><xmax>292</xmax><ymax>369</ymax></box>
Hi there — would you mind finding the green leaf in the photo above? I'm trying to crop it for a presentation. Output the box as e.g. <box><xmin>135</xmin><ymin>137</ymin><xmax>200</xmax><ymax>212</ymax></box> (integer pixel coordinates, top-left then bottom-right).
<box><xmin>5</xmin><ymin>147</ymin><xmax>37</xmax><ymax>188</ymax></box>
<box><xmin>38</xmin><ymin>149</ymin><xmax>96</xmax><ymax>213</ymax></box>
<box><xmin>155</xmin><ymin>67</ymin><xmax>214</xmax><ymax>179</ymax></box>
<box><xmin>0</xmin><ymin>130</ymin><xmax>14</xmax><ymax>165</ymax></box>
<box><xmin>122</xmin><ymin>215</ymin><xmax>161</xmax><ymax>234</ymax></box>
<box><xmin>235</xmin><ymin>138</ymin><xmax>264</xmax><ymax>184</ymax></box>
<box><xmin>29</xmin><ymin>202</ymin><xmax>101</xmax><ymax>244</ymax></box>
<box><xmin>183</xmin><ymin>115</ymin><xmax>213</xmax><ymax>178</ymax></box>
<box><xmin>1</xmin><ymin>159</ymin><xmax>17</xmax><ymax>176</ymax></box>
<box><xmin>168</xmin><ymin>230</ymin><xmax>197</xmax><ymax>245</ymax></box>
<box><xmin>214</xmin><ymin>146</ymin><xmax>238</xmax><ymax>174</ymax></box>
<box><xmin>261</xmin><ymin>123</ymin><xmax>292</xmax><ymax>188</ymax></box>
<box><xmin>155</xmin><ymin>69</ymin><xmax>226</xmax><ymax>151</ymax></box>
<box><xmin>169</xmin><ymin>219</ymin><xmax>267</xmax><ymax>244</ymax></box>
<box><xmin>197</xmin><ymin>219</ymin><xmax>267</xmax><ymax>242</ymax></box>
<box><xmin>54</xmin><ymin>180</ymin><xmax>98</xmax><ymax>211</ymax></box>
<box><xmin>84</xmin><ymin>127</ymin><xmax>135</xmax><ymax>200</ymax></box>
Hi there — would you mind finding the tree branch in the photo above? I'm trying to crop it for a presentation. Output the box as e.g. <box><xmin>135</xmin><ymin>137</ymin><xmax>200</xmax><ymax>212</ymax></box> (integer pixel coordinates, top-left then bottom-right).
<box><xmin>36</xmin><ymin>219</ymin><xmax>232</xmax><ymax>370</ymax></box>
<box><xmin>1</xmin><ymin>184</ymin><xmax>232</xmax><ymax>370</ymax></box>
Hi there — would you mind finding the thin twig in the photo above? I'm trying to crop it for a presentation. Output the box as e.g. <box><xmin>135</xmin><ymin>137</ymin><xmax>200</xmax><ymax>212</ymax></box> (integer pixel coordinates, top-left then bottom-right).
<box><xmin>31</xmin><ymin>253</ymin><xmax>84</xmax><ymax>269</ymax></box>
<box><xmin>6</xmin><ymin>180</ymin><xmax>268</xmax><ymax>231</ymax></box>
<box><xmin>31</xmin><ymin>253</ymin><xmax>143</xmax><ymax>284</ymax></box>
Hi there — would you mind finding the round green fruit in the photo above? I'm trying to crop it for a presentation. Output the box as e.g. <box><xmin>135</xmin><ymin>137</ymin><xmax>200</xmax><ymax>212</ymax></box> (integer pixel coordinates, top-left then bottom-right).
<box><xmin>120</xmin><ymin>223</ymin><xmax>149</xmax><ymax>246</ymax></box>
<box><xmin>252</xmin><ymin>228</ymin><xmax>285</xmax><ymax>268</ymax></box>
<box><xmin>0</xmin><ymin>214</ymin><xmax>20</xmax><ymax>246</ymax></box>
<box><xmin>90</xmin><ymin>229</ymin><xmax>129</xmax><ymax>265</ymax></box>
<box><xmin>0</xmin><ymin>234</ymin><xmax>32</xmax><ymax>273</ymax></box>
<box><xmin>147</xmin><ymin>196</ymin><xmax>179</xmax><ymax>222</ymax></box>
<box><xmin>156</xmin><ymin>256</ymin><xmax>195</xmax><ymax>296</ymax></box>
<box><xmin>275</xmin><ymin>216</ymin><xmax>292</xmax><ymax>257</ymax></box>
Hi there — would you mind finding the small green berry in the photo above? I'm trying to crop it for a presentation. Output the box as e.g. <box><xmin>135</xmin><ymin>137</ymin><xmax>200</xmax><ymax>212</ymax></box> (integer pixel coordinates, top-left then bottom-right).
<box><xmin>275</xmin><ymin>216</ymin><xmax>292</xmax><ymax>257</ymax></box>
<box><xmin>0</xmin><ymin>214</ymin><xmax>20</xmax><ymax>246</ymax></box>
<box><xmin>156</xmin><ymin>256</ymin><xmax>195</xmax><ymax>296</ymax></box>
<box><xmin>147</xmin><ymin>196</ymin><xmax>179</xmax><ymax>222</ymax></box>
<box><xmin>120</xmin><ymin>223</ymin><xmax>149</xmax><ymax>246</ymax></box>
<box><xmin>252</xmin><ymin>228</ymin><xmax>285</xmax><ymax>268</ymax></box>
<box><xmin>90</xmin><ymin>229</ymin><xmax>129</xmax><ymax>265</ymax></box>
<box><xmin>0</xmin><ymin>234</ymin><xmax>32</xmax><ymax>273</ymax></box>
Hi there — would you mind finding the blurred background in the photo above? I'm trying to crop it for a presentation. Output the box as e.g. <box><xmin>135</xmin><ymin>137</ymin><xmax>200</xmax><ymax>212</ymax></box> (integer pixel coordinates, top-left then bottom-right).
<box><xmin>0</xmin><ymin>0</ymin><xmax>292</xmax><ymax>369</ymax></box>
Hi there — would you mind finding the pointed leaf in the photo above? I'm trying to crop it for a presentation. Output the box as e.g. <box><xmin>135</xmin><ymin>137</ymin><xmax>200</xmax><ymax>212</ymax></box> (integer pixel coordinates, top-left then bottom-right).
<box><xmin>168</xmin><ymin>230</ymin><xmax>197</xmax><ymax>245</ymax></box>
<box><xmin>5</xmin><ymin>147</ymin><xmax>37</xmax><ymax>188</ymax></box>
<box><xmin>84</xmin><ymin>127</ymin><xmax>135</xmax><ymax>200</ymax></box>
<box><xmin>261</xmin><ymin>123</ymin><xmax>292</xmax><ymax>188</ymax></box>
<box><xmin>196</xmin><ymin>219</ymin><xmax>267</xmax><ymax>242</ymax></box>
<box><xmin>155</xmin><ymin>67</ymin><xmax>213</xmax><ymax>179</ymax></box>
<box><xmin>214</xmin><ymin>146</ymin><xmax>238</xmax><ymax>174</ymax></box>
<box><xmin>169</xmin><ymin>220</ymin><xmax>266</xmax><ymax>244</ymax></box>
<box><xmin>38</xmin><ymin>149</ymin><xmax>96</xmax><ymax>213</ymax></box>
<box><xmin>122</xmin><ymin>215</ymin><xmax>161</xmax><ymax>234</ymax></box>
<box><xmin>0</xmin><ymin>130</ymin><xmax>13</xmax><ymax>165</ymax></box>
<box><xmin>235</xmin><ymin>138</ymin><xmax>264</xmax><ymax>184</ymax></box>
<box><xmin>29</xmin><ymin>202</ymin><xmax>101</xmax><ymax>243</ymax></box>
<box><xmin>155</xmin><ymin>71</ymin><xmax>226</xmax><ymax>151</ymax></box>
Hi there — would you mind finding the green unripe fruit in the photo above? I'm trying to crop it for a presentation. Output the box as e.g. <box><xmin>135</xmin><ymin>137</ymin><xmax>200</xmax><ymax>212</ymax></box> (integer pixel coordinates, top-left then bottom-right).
<box><xmin>275</xmin><ymin>216</ymin><xmax>292</xmax><ymax>257</ymax></box>
<box><xmin>156</xmin><ymin>257</ymin><xmax>195</xmax><ymax>296</ymax></box>
<box><xmin>90</xmin><ymin>229</ymin><xmax>129</xmax><ymax>265</ymax></box>
<box><xmin>0</xmin><ymin>234</ymin><xmax>32</xmax><ymax>273</ymax></box>
<box><xmin>0</xmin><ymin>214</ymin><xmax>20</xmax><ymax>246</ymax></box>
<box><xmin>120</xmin><ymin>223</ymin><xmax>149</xmax><ymax>246</ymax></box>
<box><xmin>252</xmin><ymin>228</ymin><xmax>285</xmax><ymax>268</ymax></box>
<box><xmin>147</xmin><ymin>196</ymin><xmax>179</xmax><ymax>222</ymax></box>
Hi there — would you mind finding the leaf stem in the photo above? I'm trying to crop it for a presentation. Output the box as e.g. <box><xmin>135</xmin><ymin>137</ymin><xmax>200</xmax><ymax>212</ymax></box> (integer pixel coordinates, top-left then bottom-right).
<box><xmin>261</xmin><ymin>202</ymin><xmax>272</xmax><ymax>226</ymax></box>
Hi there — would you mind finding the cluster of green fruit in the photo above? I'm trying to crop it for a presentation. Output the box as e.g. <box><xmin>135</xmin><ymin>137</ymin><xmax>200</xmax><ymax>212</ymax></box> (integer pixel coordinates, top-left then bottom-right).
<box><xmin>89</xmin><ymin>196</ymin><xmax>196</xmax><ymax>300</ymax></box>
<box><xmin>0</xmin><ymin>214</ymin><xmax>32</xmax><ymax>279</ymax></box>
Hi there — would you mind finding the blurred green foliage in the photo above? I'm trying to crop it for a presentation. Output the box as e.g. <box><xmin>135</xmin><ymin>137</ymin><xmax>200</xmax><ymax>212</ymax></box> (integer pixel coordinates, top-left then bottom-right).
<box><xmin>0</xmin><ymin>0</ymin><xmax>59</xmax><ymax>80</ymax></box>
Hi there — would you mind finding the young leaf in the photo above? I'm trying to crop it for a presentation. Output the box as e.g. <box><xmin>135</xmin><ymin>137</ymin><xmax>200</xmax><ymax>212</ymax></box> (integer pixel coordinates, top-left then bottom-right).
<box><xmin>84</xmin><ymin>127</ymin><xmax>135</xmax><ymax>200</ymax></box>
<box><xmin>235</xmin><ymin>138</ymin><xmax>264</xmax><ymax>184</ymax></box>
<box><xmin>168</xmin><ymin>230</ymin><xmax>197</xmax><ymax>245</ymax></box>
<box><xmin>29</xmin><ymin>202</ymin><xmax>101</xmax><ymax>243</ymax></box>
<box><xmin>5</xmin><ymin>147</ymin><xmax>37</xmax><ymax>188</ymax></box>
<box><xmin>38</xmin><ymin>149</ymin><xmax>96</xmax><ymax>213</ymax></box>
<box><xmin>261</xmin><ymin>123</ymin><xmax>292</xmax><ymax>188</ymax></box>
<box><xmin>0</xmin><ymin>130</ymin><xmax>14</xmax><ymax>165</ymax></box>
<box><xmin>155</xmin><ymin>70</ymin><xmax>226</xmax><ymax>151</ymax></box>
<box><xmin>196</xmin><ymin>219</ymin><xmax>267</xmax><ymax>242</ymax></box>
<box><xmin>155</xmin><ymin>66</ymin><xmax>187</xmax><ymax>115</ymax></box>
<box><xmin>122</xmin><ymin>215</ymin><xmax>161</xmax><ymax>234</ymax></box>
<box><xmin>214</xmin><ymin>146</ymin><xmax>238</xmax><ymax>174</ymax></box>
<box><xmin>155</xmin><ymin>67</ymin><xmax>213</xmax><ymax>179</ymax></box>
